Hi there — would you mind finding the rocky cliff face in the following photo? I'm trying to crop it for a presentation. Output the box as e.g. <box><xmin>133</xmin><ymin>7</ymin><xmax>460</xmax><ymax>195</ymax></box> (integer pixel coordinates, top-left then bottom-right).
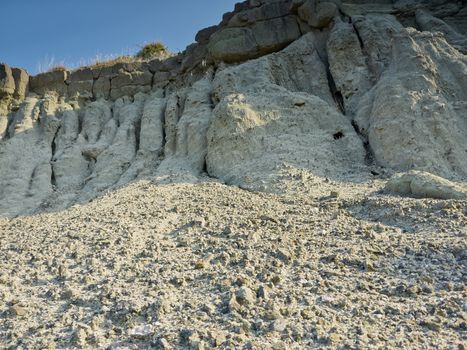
<box><xmin>0</xmin><ymin>0</ymin><xmax>466</xmax><ymax>216</ymax></box>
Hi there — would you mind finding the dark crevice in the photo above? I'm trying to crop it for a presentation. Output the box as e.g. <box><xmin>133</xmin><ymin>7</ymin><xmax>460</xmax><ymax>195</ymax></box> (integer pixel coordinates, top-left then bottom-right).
<box><xmin>50</xmin><ymin>126</ymin><xmax>61</xmax><ymax>189</ymax></box>
<box><xmin>91</xmin><ymin>76</ymin><xmax>98</xmax><ymax>101</ymax></box>
<box><xmin>350</xmin><ymin>17</ymin><xmax>365</xmax><ymax>49</ymax></box>
<box><xmin>160</xmin><ymin>100</ymin><xmax>167</xmax><ymax>158</ymax></box>
<box><xmin>333</xmin><ymin>131</ymin><xmax>344</xmax><ymax>140</ymax></box>
<box><xmin>28</xmin><ymin>165</ymin><xmax>38</xmax><ymax>192</ymax></box>
<box><xmin>351</xmin><ymin>120</ymin><xmax>374</xmax><ymax>166</ymax></box>
<box><xmin>295</xmin><ymin>17</ymin><xmax>304</xmax><ymax>37</ymax></box>
<box><xmin>50</xmin><ymin>166</ymin><xmax>57</xmax><ymax>189</ymax></box>
<box><xmin>108</xmin><ymin>77</ymin><xmax>112</xmax><ymax>101</ymax></box>
<box><xmin>177</xmin><ymin>93</ymin><xmax>186</xmax><ymax>122</ymax></box>
<box><xmin>209</xmin><ymin>91</ymin><xmax>219</xmax><ymax>109</ymax></box>
<box><xmin>316</xmin><ymin>48</ymin><xmax>346</xmax><ymax>115</ymax></box>
<box><xmin>322</xmin><ymin>29</ymin><xmax>374</xmax><ymax>167</ymax></box>
<box><xmin>111</xmin><ymin>106</ymin><xmax>120</xmax><ymax>128</ymax></box>
<box><xmin>150</xmin><ymin>72</ymin><xmax>155</xmax><ymax>89</ymax></box>
<box><xmin>77</xmin><ymin>109</ymin><xmax>84</xmax><ymax>136</ymax></box>
<box><xmin>134</xmin><ymin>117</ymin><xmax>141</xmax><ymax>153</ymax></box>
<box><xmin>202</xmin><ymin>157</ymin><xmax>208</xmax><ymax>174</ymax></box>
<box><xmin>331</xmin><ymin>79</ymin><xmax>345</xmax><ymax>114</ymax></box>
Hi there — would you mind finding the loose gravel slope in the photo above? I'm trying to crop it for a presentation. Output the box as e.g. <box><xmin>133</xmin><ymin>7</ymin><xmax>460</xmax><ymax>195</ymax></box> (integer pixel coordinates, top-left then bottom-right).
<box><xmin>0</xmin><ymin>179</ymin><xmax>466</xmax><ymax>349</ymax></box>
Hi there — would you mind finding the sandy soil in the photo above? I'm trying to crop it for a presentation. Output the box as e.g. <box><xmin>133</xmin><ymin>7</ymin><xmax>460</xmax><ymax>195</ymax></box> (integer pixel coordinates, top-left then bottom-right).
<box><xmin>0</xmin><ymin>176</ymin><xmax>465</xmax><ymax>349</ymax></box>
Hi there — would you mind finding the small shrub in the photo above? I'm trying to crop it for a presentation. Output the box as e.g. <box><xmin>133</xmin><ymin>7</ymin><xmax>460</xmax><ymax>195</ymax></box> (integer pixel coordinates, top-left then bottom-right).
<box><xmin>135</xmin><ymin>42</ymin><xmax>170</xmax><ymax>60</ymax></box>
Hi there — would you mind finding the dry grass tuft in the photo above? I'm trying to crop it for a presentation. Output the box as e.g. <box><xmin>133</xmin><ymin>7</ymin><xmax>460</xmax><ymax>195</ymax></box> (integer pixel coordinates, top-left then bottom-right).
<box><xmin>86</xmin><ymin>55</ymin><xmax>141</xmax><ymax>70</ymax></box>
<box><xmin>135</xmin><ymin>41</ymin><xmax>171</xmax><ymax>60</ymax></box>
<box><xmin>46</xmin><ymin>65</ymin><xmax>67</xmax><ymax>73</ymax></box>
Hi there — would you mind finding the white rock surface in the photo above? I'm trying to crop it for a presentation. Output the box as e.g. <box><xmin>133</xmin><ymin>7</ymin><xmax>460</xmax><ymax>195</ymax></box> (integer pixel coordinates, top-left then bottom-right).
<box><xmin>386</xmin><ymin>170</ymin><xmax>467</xmax><ymax>200</ymax></box>
<box><xmin>358</xmin><ymin>29</ymin><xmax>467</xmax><ymax>179</ymax></box>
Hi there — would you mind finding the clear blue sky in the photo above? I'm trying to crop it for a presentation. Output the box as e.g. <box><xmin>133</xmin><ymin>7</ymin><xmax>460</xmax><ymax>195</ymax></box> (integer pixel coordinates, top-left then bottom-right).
<box><xmin>0</xmin><ymin>0</ymin><xmax>238</xmax><ymax>74</ymax></box>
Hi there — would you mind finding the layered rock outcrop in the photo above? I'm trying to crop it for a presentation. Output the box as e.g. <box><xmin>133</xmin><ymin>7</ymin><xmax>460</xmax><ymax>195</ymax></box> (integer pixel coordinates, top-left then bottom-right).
<box><xmin>1</xmin><ymin>0</ymin><xmax>466</xmax><ymax>216</ymax></box>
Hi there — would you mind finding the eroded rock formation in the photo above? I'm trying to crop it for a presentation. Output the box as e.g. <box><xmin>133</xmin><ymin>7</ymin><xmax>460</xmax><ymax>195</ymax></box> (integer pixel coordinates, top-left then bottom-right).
<box><xmin>1</xmin><ymin>0</ymin><xmax>466</xmax><ymax>216</ymax></box>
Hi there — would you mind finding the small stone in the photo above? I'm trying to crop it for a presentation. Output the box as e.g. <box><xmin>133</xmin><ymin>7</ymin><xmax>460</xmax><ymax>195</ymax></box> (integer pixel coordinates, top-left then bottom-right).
<box><xmin>270</xmin><ymin>275</ymin><xmax>281</xmax><ymax>285</ymax></box>
<box><xmin>73</xmin><ymin>328</ymin><xmax>87</xmax><ymax>346</ymax></box>
<box><xmin>241</xmin><ymin>320</ymin><xmax>251</xmax><ymax>333</ymax></box>
<box><xmin>187</xmin><ymin>331</ymin><xmax>204</xmax><ymax>349</ymax></box>
<box><xmin>236</xmin><ymin>286</ymin><xmax>256</xmax><ymax>306</ymax></box>
<box><xmin>293</xmin><ymin>99</ymin><xmax>306</xmax><ymax>107</ymax></box>
<box><xmin>61</xmin><ymin>288</ymin><xmax>76</xmax><ymax>300</ymax></box>
<box><xmin>201</xmin><ymin>303</ymin><xmax>216</xmax><ymax>315</ymax></box>
<box><xmin>10</xmin><ymin>305</ymin><xmax>27</xmax><ymax>316</ymax></box>
<box><xmin>210</xmin><ymin>330</ymin><xmax>226</xmax><ymax>347</ymax></box>
<box><xmin>328</xmin><ymin>332</ymin><xmax>341</xmax><ymax>343</ymax></box>
<box><xmin>300</xmin><ymin>309</ymin><xmax>313</xmax><ymax>320</ymax></box>
<box><xmin>128</xmin><ymin>324</ymin><xmax>155</xmax><ymax>339</ymax></box>
<box><xmin>420</xmin><ymin>319</ymin><xmax>441</xmax><ymax>332</ymax></box>
<box><xmin>276</xmin><ymin>248</ymin><xmax>291</xmax><ymax>263</ymax></box>
<box><xmin>270</xmin><ymin>318</ymin><xmax>287</xmax><ymax>332</ymax></box>
<box><xmin>194</xmin><ymin>259</ymin><xmax>207</xmax><ymax>270</ymax></box>
<box><xmin>264</xmin><ymin>309</ymin><xmax>282</xmax><ymax>321</ymax></box>
<box><xmin>421</xmin><ymin>284</ymin><xmax>434</xmax><ymax>294</ymax></box>
<box><xmin>229</xmin><ymin>295</ymin><xmax>241</xmax><ymax>312</ymax></box>
<box><xmin>158</xmin><ymin>338</ymin><xmax>172</xmax><ymax>349</ymax></box>
<box><xmin>257</xmin><ymin>285</ymin><xmax>270</xmax><ymax>301</ymax></box>
<box><xmin>272</xmin><ymin>341</ymin><xmax>287</xmax><ymax>350</ymax></box>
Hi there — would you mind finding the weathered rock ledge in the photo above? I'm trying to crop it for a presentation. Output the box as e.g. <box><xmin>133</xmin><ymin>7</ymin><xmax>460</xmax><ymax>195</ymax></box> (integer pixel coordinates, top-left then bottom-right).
<box><xmin>0</xmin><ymin>0</ymin><xmax>466</xmax><ymax>216</ymax></box>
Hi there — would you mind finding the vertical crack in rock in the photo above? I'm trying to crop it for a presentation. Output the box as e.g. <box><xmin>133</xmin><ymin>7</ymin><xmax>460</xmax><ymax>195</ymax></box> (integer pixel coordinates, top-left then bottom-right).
<box><xmin>351</xmin><ymin>120</ymin><xmax>374</xmax><ymax>166</ymax></box>
<box><xmin>134</xmin><ymin>115</ymin><xmax>142</xmax><ymax>154</ymax></box>
<box><xmin>150</xmin><ymin>72</ymin><xmax>155</xmax><ymax>89</ymax></box>
<box><xmin>351</xmin><ymin>18</ymin><xmax>365</xmax><ymax>49</ymax></box>
<box><xmin>28</xmin><ymin>165</ymin><xmax>38</xmax><ymax>193</ymax></box>
<box><xmin>323</xmin><ymin>31</ymin><xmax>374</xmax><ymax>165</ymax></box>
<box><xmin>91</xmin><ymin>76</ymin><xmax>98</xmax><ymax>101</ymax></box>
<box><xmin>318</xmin><ymin>46</ymin><xmax>345</xmax><ymax>114</ymax></box>
<box><xmin>160</xmin><ymin>94</ymin><xmax>167</xmax><ymax>158</ymax></box>
<box><xmin>50</xmin><ymin>125</ymin><xmax>61</xmax><ymax>189</ymax></box>
<box><xmin>77</xmin><ymin>110</ymin><xmax>84</xmax><ymax>136</ymax></box>
<box><xmin>326</xmin><ymin>69</ymin><xmax>345</xmax><ymax>115</ymax></box>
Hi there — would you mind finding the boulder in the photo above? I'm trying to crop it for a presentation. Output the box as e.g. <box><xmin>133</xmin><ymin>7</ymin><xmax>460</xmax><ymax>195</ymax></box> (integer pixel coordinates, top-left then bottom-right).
<box><xmin>12</xmin><ymin>68</ymin><xmax>29</xmax><ymax>99</ymax></box>
<box><xmin>0</xmin><ymin>63</ymin><xmax>15</xmax><ymax>97</ymax></box>
<box><xmin>208</xmin><ymin>16</ymin><xmax>301</xmax><ymax>62</ymax></box>
<box><xmin>195</xmin><ymin>25</ymin><xmax>219</xmax><ymax>44</ymax></box>
<box><xmin>93</xmin><ymin>76</ymin><xmax>111</xmax><ymax>99</ymax></box>
<box><xmin>386</xmin><ymin>171</ymin><xmax>467</xmax><ymax>200</ymax></box>
<box><xmin>208</xmin><ymin>27</ymin><xmax>259</xmax><ymax>62</ymax></box>
<box><xmin>66</xmin><ymin>69</ymin><xmax>94</xmax><ymax>98</ymax></box>
<box><xmin>181</xmin><ymin>43</ymin><xmax>209</xmax><ymax>73</ymax></box>
<box><xmin>298</xmin><ymin>0</ymin><xmax>338</xmax><ymax>29</ymax></box>
<box><xmin>68</xmin><ymin>81</ymin><xmax>93</xmax><ymax>98</ymax></box>
<box><xmin>252</xmin><ymin>15</ymin><xmax>301</xmax><ymax>55</ymax></box>
<box><xmin>110</xmin><ymin>70</ymin><xmax>153</xmax><ymax>100</ymax></box>
<box><xmin>30</xmin><ymin>70</ymin><xmax>68</xmax><ymax>96</ymax></box>
<box><xmin>228</xmin><ymin>0</ymin><xmax>291</xmax><ymax>26</ymax></box>
<box><xmin>67</xmin><ymin>68</ymin><xmax>94</xmax><ymax>82</ymax></box>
